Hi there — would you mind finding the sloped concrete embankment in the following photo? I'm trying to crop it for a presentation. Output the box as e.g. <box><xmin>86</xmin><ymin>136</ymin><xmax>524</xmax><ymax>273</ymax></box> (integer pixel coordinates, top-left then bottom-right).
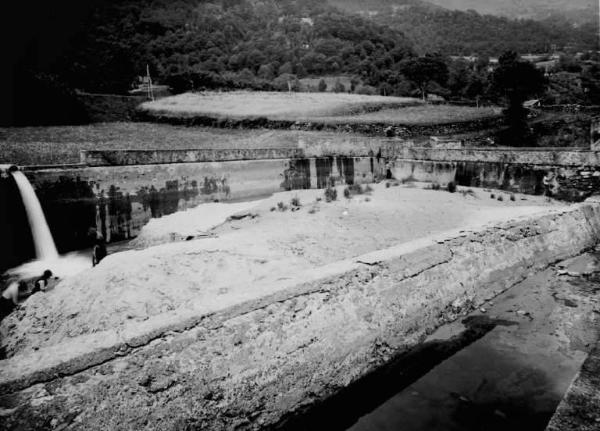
<box><xmin>1</xmin><ymin>203</ymin><xmax>600</xmax><ymax>430</ymax></box>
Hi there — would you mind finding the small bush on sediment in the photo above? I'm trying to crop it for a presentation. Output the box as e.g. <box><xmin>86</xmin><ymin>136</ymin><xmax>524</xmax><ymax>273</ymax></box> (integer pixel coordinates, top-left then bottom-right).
<box><xmin>324</xmin><ymin>186</ymin><xmax>337</xmax><ymax>202</ymax></box>
<box><xmin>447</xmin><ymin>181</ymin><xmax>457</xmax><ymax>193</ymax></box>
<box><xmin>386</xmin><ymin>182</ymin><xmax>391</xmax><ymax>188</ymax></box>
<box><xmin>277</xmin><ymin>201</ymin><xmax>288</xmax><ymax>211</ymax></box>
<box><xmin>291</xmin><ymin>196</ymin><xmax>301</xmax><ymax>207</ymax></box>
<box><xmin>460</xmin><ymin>189</ymin><xmax>476</xmax><ymax>198</ymax></box>
<box><xmin>270</xmin><ymin>207</ymin><xmax>276</xmax><ymax>212</ymax></box>
<box><xmin>490</xmin><ymin>193</ymin><xmax>495</xmax><ymax>199</ymax></box>
<box><xmin>510</xmin><ymin>194</ymin><xmax>516</xmax><ymax>201</ymax></box>
<box><xmin>497</xmin><ymin>195</ymin><xmax>504</xmax><ymax>201</ymax></box>
<box><xmin>344</xmin><ymin>183</ymin><xmax>364</xmax><ymax>199</ymax></box>
<box><xmin>349</xmin><ymin>184</ymin><xmax>363</xmax><ymax>194</ymax></box>
<box><xmin>308</xmin><ymin>206</ymin><xmax>317</xmax><ymax>214</ymax></box>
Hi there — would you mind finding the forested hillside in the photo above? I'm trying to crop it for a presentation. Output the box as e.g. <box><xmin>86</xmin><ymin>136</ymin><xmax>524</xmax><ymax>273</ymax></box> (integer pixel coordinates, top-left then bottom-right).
<box><xmin>330</xmin><ymin>0</ymin><xmax>598</xmax><ymax>55</ymax></box>
<box><xmin>424</xmin><ymin>0</ymin><xmax>596</xmax><ymax>22</ymax></box>
<box><xmin>4</xmin><ymin>0</ymin><xmax>599</xmax><ymax>126</ymax></box>
<box><xmin>54</xmin><ymin>0</ymin><xmax>415</xmax><ymax>94</ymax></box>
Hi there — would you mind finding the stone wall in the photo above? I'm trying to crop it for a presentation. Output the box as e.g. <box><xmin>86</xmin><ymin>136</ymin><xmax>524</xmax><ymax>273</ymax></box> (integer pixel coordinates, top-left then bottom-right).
<box><xmin>2</xmin><ymin>202</ymin><xmax>600</xmax><ymax>430</ymax></box>
<box><xmin>392</xmin><ymin>147</ymin><xmax>600</xmax><ymax>202</ymax></box>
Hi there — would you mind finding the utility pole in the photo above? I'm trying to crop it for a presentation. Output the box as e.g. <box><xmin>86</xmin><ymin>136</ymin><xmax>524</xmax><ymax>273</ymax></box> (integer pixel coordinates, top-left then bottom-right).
<box><xmin>146</xmin><ymin>64</ymin><xmax>155</xmax><ymax>101</ymax></box>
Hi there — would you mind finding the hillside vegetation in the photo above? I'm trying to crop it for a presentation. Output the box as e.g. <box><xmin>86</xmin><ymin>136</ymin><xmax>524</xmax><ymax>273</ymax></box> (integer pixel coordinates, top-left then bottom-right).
<box><xmin>53</xmin><ymin>0</ymin><xmax>415</xmax><ymax>95</ymax></box>
<box><xmin>14</xmin><ymin>0</ymin><xmax>597</xmax><ymax>96</ymax></box>
<box><xmin>331</xmin><ymin>0</ymin><xmax>598</xmax><ymax>55</ymax></box>
<box><xmin>425</xmin><ymin>0</ymin><xmax>595</xmax><ymax>22</ymax></box>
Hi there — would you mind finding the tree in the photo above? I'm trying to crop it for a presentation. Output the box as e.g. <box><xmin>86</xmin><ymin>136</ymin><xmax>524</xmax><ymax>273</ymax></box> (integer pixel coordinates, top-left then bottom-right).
<box><xmin>399</xmin><ymin>55</ymin><xmax>448</xmax><ymax>101</ymax></box>
<box><xmin>581</xmin><ymin>63</ymin><xmax>600</xmax><ymax>105</ymax></box>
<box><xmin>257</xmin><ymin>64</ymin><xmax>275</xmax><ymax>80</ymax></box>
<box><xmin>318</xmin><ymin>79</ymin><xmax>327</xmax><ymax>92</ymax></box>
<box><xmin>278</xmin><ymin>61</ymin><xmax>294</xmax><ymax>75</ymax></box>
<box><xmin>333</xmin><ymin>79</ymin><xmax>345</xmax><ymax>93</ymax></box>
<box><xmin>273</xmin><ymin>73</ymin><xmax>299</xmax><ymax>92</ymax></box>
<box><xmin>492</xmin><ymin>51</ymin><xmax>546</xmax><ymax>146</ymax></box>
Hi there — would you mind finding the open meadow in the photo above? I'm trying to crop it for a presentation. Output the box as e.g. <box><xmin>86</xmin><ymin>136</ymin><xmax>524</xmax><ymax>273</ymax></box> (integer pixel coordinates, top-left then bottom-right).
<box><xmin>139</xmin><ymin>91</ymin><xmax>501</xmax><ymax>127</ymax></box>
<box><xmin>139</xmin><ymin>91</ymin><xmax>423</xmax><ymax>120</ymax></box>
<box><xmin>316</xmin><ymin>105</ymin><xmax>502</xmax><ymax>126</ymax></box>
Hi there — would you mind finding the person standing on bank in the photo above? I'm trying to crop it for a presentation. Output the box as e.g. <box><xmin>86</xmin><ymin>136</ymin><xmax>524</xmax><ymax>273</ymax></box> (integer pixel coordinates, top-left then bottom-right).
<box><xmin>92</xmin><ymin>233</ymin><xmax>107</xmax><ymax>266</ymax></box>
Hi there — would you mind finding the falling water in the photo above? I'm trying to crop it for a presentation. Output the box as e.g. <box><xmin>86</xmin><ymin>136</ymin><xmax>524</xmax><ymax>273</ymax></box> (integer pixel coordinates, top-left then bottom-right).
<box><xmin>11</xmin><ymin>171</ymin><xmax>59</xmax><ymax>260</ymax></box>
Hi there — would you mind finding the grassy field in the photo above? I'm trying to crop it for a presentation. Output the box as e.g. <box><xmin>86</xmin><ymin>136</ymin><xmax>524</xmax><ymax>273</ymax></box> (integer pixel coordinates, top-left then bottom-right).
<box><xmin>139</xmin><ymin>91</ymin><xmax>423</xmax><ymax>120</ymax></box>
<box><xmin>0</xmin><ymin>122</ymin><xmax>378</xmax><ymax>166</ymax></box>
<box><xmin>140</xmin><ymin>91</ymin><xmax>501</xmax><ymax>126</ymax></box>
<box><xmin>314</xmin><ymin>105</ymin><xmax>502</xmax><ymax>126</ymax></box>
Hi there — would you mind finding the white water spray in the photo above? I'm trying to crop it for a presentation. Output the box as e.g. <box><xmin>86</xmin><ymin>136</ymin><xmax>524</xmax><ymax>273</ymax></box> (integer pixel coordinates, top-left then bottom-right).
<box><xmin>11</xmin><ymin>171</ymin><xmax>59</xmax><ymax>260</ymax></box>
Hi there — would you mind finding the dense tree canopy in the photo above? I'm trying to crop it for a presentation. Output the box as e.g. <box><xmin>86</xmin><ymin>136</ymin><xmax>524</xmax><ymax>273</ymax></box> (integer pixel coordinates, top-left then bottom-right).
<box><xmin>332</xmin><ymin>1</ymin><xmax>598</xmax><ymax>56</ymax></box>
<box><xmin>399</xmin><ymin>55</ymin><xmax>448</xmax><ymax>100</ymax></box>
<box><xmin>492</xmin><ymin>51</ymin><xmax>547</xmax><ymax>146</ymax></box>
<box><xmin>54</xmin><ymin>0</ymin><xmax>415</xmax><ymax>94</ymax></box>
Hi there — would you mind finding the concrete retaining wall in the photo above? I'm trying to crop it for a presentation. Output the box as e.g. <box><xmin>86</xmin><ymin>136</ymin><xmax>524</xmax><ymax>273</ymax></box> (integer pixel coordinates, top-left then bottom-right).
<box><xmin>392</xmin><ymin>147</ymin><xmax>600</xmax><ymax>201</ymax></box>
<box><xmin>2</xmin><ymin>202</ymin><xmax>600</xmax><ymax>430</ymax></box>
<box><xmin>0</xmin><ymin>156</ymin><xmax>384</xmax><ymax>272</ymax></box>
<box><xmin>79</xmin><ymin>142</ymin><xmax>392</xmax><ymax>166</ymax></box>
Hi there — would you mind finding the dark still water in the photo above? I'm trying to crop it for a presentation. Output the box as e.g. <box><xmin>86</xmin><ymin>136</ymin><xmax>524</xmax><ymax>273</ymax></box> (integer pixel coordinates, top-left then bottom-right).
<box><xmin>274</xmin><ymin>254</ymin><xmax>600</xmax><ymax>431</ymax></box>
<box><xmin>348</xmin><ymin>260</ymin><xmax>599</xmax><ymax>431</ymax></box>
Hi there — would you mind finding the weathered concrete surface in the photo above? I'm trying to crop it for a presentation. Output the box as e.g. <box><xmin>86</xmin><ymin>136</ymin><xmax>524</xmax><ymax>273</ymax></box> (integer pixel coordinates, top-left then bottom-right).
<box><xmin>544</xmin><ymin>252</ymin><xmax>600</xmax><ymax>431</ymax></box>
<box><xmin>1</xmin><ymin>202</ymin><xmax>600</xmax><ymax>430</ymax></box>
<box><xmin>6</xmin><ymin>156</ymin><xmax>384</xmax><ymax>251</ymax></box>
<box><xmin>392</xmin><ymin>147</ymin><xmax>600</xmax><ymax>166</ymax></box>
<box><xmin>81</xmin><ymin>148</ymin><xmax>305</xmax><ymax>166</ymax></box>
<box><xmin>80</xmin><ymin>142</ymin><xmax>393</xmax><ymax>166</ymax></box>
<box><xmin>392</xmin><ymin>147</ymin><xmax>600</xmax><ymax>202</ymax></box>
<box><xmin>545</xmin><ymin>338</ymin><xmax>600</xmax><ymax>431</ymax></box>
<box><xmin>344</xmin><ymin>254</ymin><xmax>600</xmax><ymax>431</ymax></box>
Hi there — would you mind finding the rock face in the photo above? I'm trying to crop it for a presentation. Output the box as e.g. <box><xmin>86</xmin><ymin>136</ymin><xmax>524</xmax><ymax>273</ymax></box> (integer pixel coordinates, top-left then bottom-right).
<box><xmin>1</xmin><ymin>202</ymin><xmax>600</xmax><ymax>430</ymax></box>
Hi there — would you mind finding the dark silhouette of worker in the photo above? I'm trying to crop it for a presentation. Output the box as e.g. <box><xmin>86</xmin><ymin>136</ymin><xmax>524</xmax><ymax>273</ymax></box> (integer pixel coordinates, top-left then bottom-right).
<box><xmin>92</xmin><ymin>234</ymin><xmax>107</xmax><ymax>267</ymax></box>
<box><xmin>32</xmin><ymin>270</ymin><xmax>53</xmax><ymax>293</ymax></box>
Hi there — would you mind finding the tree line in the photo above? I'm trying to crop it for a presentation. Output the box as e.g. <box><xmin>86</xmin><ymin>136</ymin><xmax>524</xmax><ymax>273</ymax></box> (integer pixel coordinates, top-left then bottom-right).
<box><xmin>5</xmin><ymin>0</ymin><xmax>599</xmax><ymax>126</ymax></box>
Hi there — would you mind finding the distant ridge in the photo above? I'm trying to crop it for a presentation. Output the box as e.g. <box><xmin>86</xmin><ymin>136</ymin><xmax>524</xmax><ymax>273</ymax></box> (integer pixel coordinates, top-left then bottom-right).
<box><xmin>329</xmin><ymin>0</ymin><xmax>598</xmax><ymax>54</ymax></box>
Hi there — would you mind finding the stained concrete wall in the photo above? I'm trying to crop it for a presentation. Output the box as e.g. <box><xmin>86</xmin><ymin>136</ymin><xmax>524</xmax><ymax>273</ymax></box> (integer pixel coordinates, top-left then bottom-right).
<box><xmin>15</xmin><ymin>156</ymin><xmax>384</xmax><ymax>248</ymax></box>
<box><xmin>1</xmin><ymin>202</ymin><xmax>600</xmax><ymax>430</ymax></box>
<box><xmin>392</xmin><ymin>147</ymin><xmax>600</xmax><ymax>201</ymax></box>
<box><xmin>80</xmin><ymin>143</ymin><xmax>391</xmax><ymax>166</ymax></box>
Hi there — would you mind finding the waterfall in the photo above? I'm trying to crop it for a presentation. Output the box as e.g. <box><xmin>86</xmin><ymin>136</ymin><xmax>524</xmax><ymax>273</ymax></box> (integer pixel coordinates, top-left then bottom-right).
<box><xmin>11</xmin><ymin>171</ymin><xmax>59</xmax><ymax>260</ymax></box>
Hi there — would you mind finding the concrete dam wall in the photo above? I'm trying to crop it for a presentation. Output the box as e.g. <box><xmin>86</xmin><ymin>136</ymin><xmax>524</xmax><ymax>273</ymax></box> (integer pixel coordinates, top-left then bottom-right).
<box><xmin>392</xmin><ymin>147</ymin><xmax>600</xmax><ymax>202</ymax></box>
<box><xmin>0</xmin><ymin>152</ymin><xmax>385</xmax><ymax>272</ymax></box>
<box><xmin>2</xmin><ymin>201</ymin><xmax>600</xmax><ymax>430</ymax></box>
